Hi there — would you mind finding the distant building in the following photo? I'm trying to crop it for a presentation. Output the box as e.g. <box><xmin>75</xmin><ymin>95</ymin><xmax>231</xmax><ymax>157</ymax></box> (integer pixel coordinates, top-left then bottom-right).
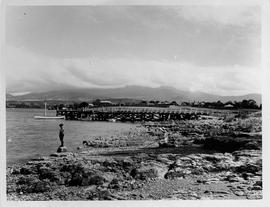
<box><xmin>181</xmin><ymin>102</ymin><xmax>190</xmax><ymax>106</ymax></box>
<box><xmin>99</xmin><ymin>100</ymin><xmax>113</xmax><ymax>106</ymax></box>
<box><xmin>224</xmin><ymin>104</ymin><xmax>234</xmax><ymax>108</ymax></box>
<box><xmin>169</xmin><ymin>105</ymin><xmax>179</xmax><ymax>109</ymax></box>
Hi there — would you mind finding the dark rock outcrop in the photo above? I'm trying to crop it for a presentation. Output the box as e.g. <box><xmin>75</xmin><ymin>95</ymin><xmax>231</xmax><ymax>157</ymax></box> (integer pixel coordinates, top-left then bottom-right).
<box><xmin>57</xmin><ymin>146</ymin><xmax>67</xmax><ymax>153</ymax></box>
<box><xmin>204</xmin><ymin>135</ymin><xmax>261</xmax><ymax>152</ymax></box>
<box><xmin>16</xmin><ymin>177</ymin><xmax>52</xmax><ymax>193</ymax></box>
<box><xmin>130</xmin><ymin>166</ymin><xmax>159</xmax><ymax>180</ymax></box>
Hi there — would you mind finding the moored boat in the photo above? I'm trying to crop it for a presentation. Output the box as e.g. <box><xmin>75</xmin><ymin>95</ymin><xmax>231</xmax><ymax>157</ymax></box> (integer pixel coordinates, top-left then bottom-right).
<box><xmin>34</xmin><ymin>115</ymin><xmax>65</xmax><ymax>119</ymax></box>
<box><xmin>34</xmin><ymin>102</ymin><xmax>65</xmax><ymax>119</ymax></box>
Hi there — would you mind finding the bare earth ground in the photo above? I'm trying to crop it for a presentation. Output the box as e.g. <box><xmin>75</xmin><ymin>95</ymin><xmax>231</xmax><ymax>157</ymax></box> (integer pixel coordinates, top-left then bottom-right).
<box><xmin>6</xmin><ymin>112</ymin><xmax>262</xmax><ymax>200</ymax></box>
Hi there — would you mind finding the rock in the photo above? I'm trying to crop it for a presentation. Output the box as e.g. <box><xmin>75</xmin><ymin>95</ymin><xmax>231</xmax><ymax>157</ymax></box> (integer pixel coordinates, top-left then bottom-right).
<box><xmin>87</xmin><ymin>188</ymin><xmax>114</xmax><ymax>200</ymax></box>
<box><xmin>192</xmin><ymin>166</ymin><xmax>205</xmax><ymax>175</ymax></box>
<box><xmin>108</xmin><ymin>178</ymin><xmax>122</xmax><ymax>189</ymax></box>
<box><xmin>242</xmin><ymin>172</ymin><xmax>253</xmax><ymax>180</ymax></box>
<box><xmin>11</xmin><ymin>168</ymin><xmax>21</xmax><ymax>175</ymax></box>
<box><xmin>33</xmin><ymin>179</ymin><xmax>52</xmax><ymax>193</ymax></box>
<box><xmin>244</xmin><ymin>141</ymin><xmax>261</xmax><ymax>150</ymax></box>
<box><xmin>165</xmin><ymin>170</ymin><xmax>187</xmax><ymax>179</ymax></box>
<box><xmin>204</xmin><ymin>135</ymin><xmax>261</xmax><ymax>152</ymax></box>
<box><xmin>135</xmin><ymin>153</ymin><xmax>150</xmax><ymax>160</ymax></box>
<box><xmin>203</xmin><ymin>153</ymin><xmax>233</xmax><ymax>162</ymax></box>
<box><xmin>60</xmin><ymin>162</ymin><xmax>84</xmax><ymax>174</ymax></box>
<box><xmin>197</xmin><ymin>178</ymin><xmax>208</xmax><ymax>184</ymax></box>
<box><xmin>254</xmin><ymin>180</ymin><xmax>262</xmax><ymax>187</ymax></box>
<box><xmin>234</xmin><ymin>163</ymin><xmax>261</xmax><ymax>174</ymax></box>
<box><xmin>130</xmin><ymin>166</ymin><xmax>159</xmax><ymax>180</ymax></box>
<box><xmin>158</xmin><ymin>142</ymin><xmax>176</xmax><ymax>148</ymax></box>
<box><xmin>65</xmin><ymin>165</ymin><xmax>109</xmax><ymax>187</ymax></box>
<box><xmin>39</xmin><ymin>167</ymin><xmax>61</xmax><ymax>182</ymax></box>
<box><xmin>50</xmin><ymin>153</ymin><xmax>59</xmax><ymax>157</ymax></box>
<box><xmin>122</xmin><ymin>158</ymin><xmax>134</xmax><ymax>170</ymax></box>
<box><xmin>19</xmin><ymin>166</ymin><xmax>38</xmax><ymax>175</ymax></box>
<box><xmin>50</xmin><ymin>152</ymin><xmax>70</xmax><ymax>157</ymax></box>
<box><xmin>233</xmin><ymin>150</ymin><xmax>261</xmax><ymax>158</ymax></box>
<box><xmin>30</xmin><ymin>157</ymin><xmax>47</xmax><ymax>161</ymax></box>
<box><xmin>233</xmin><ymin>190</ymin><xmax>245</xmax><ymax>196</ymax></box>
<box><xmin>60</xmin><ymin>162</ymin><xmax>87</xmax><ymax>186</ymax></box>
<box><xmin>193</xmin><ymin>137</ymin><xmax>205</xmax><ymax>144</ymax></box>
<box><xmin>89</xmin><ymin>174</ymin><xmax>107</xmax><ymax>185</ymax></box>
<box><xmin>17</xmin><ymin>176</ymin><xmax>36</xmax><ymax>185</ymax></box>
<box><xmin>200</xmin><ymin>163</ymin><xmax>216</xmax><ymax>172</ymax></box>
<box><xmin>156</xmin><ymin>155</ymin><xmax>174</xmax><ymax>165</ymax></box>
<box><xmin>102</xmin><ymin>158</ymin><xmax>118</xmax><ymax>169</ymax></box>
<box><xmin>224</xmin><ymin>174</ymin><xmax>243</xmax><ymax>183</ymax></box>
<box><xmin>27</xmin><ymin>160</ymin><xmax>52</xmax><ymax>165</ymax></box>
<box><xmin>69</xmin><ymin>172</ymin><xmax>83</xmax><ymax>186</ymax></box>
<box><xmin>16</xmin><ymin>177</ymin><xmax>52</xmax><ymax>193</ymax></box>
<box><xmin>60</xmin><ymin>171</ymin><xmax>72</xmax><ymax>185</ymax></box>
<box><xmin>250</xmin><ymin>186</ymin><xmax>262</xmax><ymax>191</ymax></box>
<box><xmin>246</xmin><ymin>192</ymin><xmax>262</xmax><ymax>199</ymax></box>
<box><xmin>57</xmin><ymin>146</ymin><xmax>67</xmax><ymax>153</ymax></box>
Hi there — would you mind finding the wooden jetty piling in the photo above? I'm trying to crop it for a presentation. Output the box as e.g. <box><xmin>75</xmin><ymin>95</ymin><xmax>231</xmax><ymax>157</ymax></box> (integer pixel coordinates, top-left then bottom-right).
<box><xmin>56</xmin><ymin>106</ymin><xmax>256</xmax><ymax>122</ymax></box>
<box><xmin>56</xmin><ymin>106</ymin><xmax>227</xmax><ymax>122</ymax></box>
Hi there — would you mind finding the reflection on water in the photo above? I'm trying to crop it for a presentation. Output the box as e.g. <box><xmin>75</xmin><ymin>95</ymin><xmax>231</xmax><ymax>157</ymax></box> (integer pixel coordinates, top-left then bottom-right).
<box><xmin>6</xmin><ymin>108</ymin><xmax>137</xmax><ymax>164</ymax></box>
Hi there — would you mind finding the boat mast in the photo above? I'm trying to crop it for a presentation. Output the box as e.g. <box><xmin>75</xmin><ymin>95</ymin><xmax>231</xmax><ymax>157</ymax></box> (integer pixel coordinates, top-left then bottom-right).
<box><xmin>44</xmin><ymin>101</ymin><xmax>47</xmax><ymax>117</ymax></box>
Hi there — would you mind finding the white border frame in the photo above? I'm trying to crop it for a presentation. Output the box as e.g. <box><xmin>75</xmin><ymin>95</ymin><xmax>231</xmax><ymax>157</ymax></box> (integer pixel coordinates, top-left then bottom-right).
<box><xmin>1</xmin><ymin>1</ymin><xmax>269</xmax><ymax>207</ymax></box>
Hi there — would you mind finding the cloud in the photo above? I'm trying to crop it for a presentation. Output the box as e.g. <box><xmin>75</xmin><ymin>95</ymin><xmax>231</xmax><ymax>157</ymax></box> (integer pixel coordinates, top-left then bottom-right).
<box><xmin>5</xmin><ymin>6</ymin><xmax>260</xmax><ymax>67</ymax></box>
<box><xmin>171</xmin><ymin>6</ymin><xmax>260</xmax><ymax>26</ymax></box>
<box><xmin>5</xmin><ymin>46</ymin><xmax>261</xmax><ymax>96</ymax></box>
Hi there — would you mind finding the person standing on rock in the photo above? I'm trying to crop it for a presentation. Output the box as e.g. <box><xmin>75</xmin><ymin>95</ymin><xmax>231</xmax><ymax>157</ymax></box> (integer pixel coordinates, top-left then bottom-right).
<box><xmin>59</xmin><ymin>123</ymin><xmax>64</xmax><ymax>147</ymax></box>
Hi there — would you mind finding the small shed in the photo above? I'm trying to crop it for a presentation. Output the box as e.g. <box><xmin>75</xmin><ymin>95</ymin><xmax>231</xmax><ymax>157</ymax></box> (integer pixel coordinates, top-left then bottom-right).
<box><xmin>224</xmin><ymin>104</ymin><xmax>234</xmax><ymax>108</ymax></box>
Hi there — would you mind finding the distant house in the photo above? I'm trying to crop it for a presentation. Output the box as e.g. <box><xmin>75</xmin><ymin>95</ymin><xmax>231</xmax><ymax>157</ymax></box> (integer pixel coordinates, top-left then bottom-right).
<box><xmin>170</xmin><ymin>101</ymin><xmax>178</xmax><ymax>106</ymax></box>
<box><xmin>157</xmin><ymin>101</ymin><xmax>171</xmax><ymax>108</ymax></box>
<box><xmin>82</xmin><ymin>103</ymin><xmax>94</xmax><ymax>111</ymax></box>
<box><xmin>224</xmin><ymin>104</ymin><xmax>234</xmax><ymax>109</ymax></box>
<box><xmin>100</xmin><ymin>100</ymin><xmax>113</xmax><ymax>107</ymax></box>
<box><xmin>169</xmin><ymin>105</ymin><xmax>179</xmax><ymax>109</ymax></box>
<box><xmin>181</xmin><ymin>102</ymin><xmax>190</xmax><ymax>106</ymax></box>
<box><xmin>199</xmin><ymin>102</ymin><xmax>206</xmax><ymax>107</ymax></box>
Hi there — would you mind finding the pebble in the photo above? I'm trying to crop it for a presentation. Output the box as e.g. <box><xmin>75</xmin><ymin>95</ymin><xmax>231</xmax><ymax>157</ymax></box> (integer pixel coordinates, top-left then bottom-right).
<box><xmin>234</xmin><ymin>190</ymin><xmax>245</xmax><ymax>196</ymax></box>
<box><xmin>251</xmin><ymin>186</ymin><xmax>262</xmax><ymax>191</ymax></box>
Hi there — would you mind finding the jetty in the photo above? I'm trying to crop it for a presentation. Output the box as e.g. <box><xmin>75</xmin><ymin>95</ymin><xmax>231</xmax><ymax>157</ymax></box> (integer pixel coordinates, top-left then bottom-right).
<box><xmin>56</xmin><ymin>106</ymin><xmax>249</xmax><ymax>122</ymax></box>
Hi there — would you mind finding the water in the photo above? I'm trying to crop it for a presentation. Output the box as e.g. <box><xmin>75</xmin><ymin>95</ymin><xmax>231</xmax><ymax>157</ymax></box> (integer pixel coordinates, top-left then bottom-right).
<box><xmin>6</xmin><ymin>108</ymin><xmax>137</xmax><ymax>164</ymax></box>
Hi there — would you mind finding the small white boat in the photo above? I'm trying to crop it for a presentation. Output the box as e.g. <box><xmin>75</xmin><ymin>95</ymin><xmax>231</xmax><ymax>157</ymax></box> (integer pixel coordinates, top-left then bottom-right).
<box><xmin>34</xmin><ymin>102</ymin><xmax>65</xmax><ymax>119</ymax></box>
<box><xmin>34</xmin><ymin>115</ymin><xmax>65</xmax><ymax>119</ymax></box>
<box><xmin>108</xmin><ymin>118</ymin><xmax>116</xmax><ymax>122</ymax></box>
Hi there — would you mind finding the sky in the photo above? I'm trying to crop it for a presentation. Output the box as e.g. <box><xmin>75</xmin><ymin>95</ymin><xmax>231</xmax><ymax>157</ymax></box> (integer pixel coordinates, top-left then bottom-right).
<box><xmin>5</xmin><ymin>5</ymin><xmax>261</xmax><ymax>96</ymax></box>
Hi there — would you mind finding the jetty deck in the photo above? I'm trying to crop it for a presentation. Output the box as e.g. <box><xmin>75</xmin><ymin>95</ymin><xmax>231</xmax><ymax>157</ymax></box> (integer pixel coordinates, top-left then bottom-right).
<box><xmin>56</xmin><ymin>106</ymin><xmax>249</xmax><ymax>121</ymax></box>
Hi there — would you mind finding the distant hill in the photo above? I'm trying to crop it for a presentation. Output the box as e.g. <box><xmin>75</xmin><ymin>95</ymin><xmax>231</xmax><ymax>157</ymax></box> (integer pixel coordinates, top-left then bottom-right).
<box><xmin>6</xmin><ymin>86</ymin><xmax>262</xmax><ymax>105</ymax></box>
<box><xmin>6</xmin><ymin>93</ymin><xmax>15</xmax><ymax>99</ymax></box>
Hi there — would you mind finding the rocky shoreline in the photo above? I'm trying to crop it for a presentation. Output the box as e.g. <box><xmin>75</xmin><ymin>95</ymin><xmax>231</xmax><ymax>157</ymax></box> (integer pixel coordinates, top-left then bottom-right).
<box><xmin>7</xmin><ymin>112</ymin><xmax>262</xmax><ymax>200</ymax></box>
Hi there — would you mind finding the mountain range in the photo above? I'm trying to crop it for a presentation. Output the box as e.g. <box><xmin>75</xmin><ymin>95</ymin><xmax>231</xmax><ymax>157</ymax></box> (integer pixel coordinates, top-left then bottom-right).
<box><xmin>6</xmin><ymin>86</ymin><xmax>262</xmax><ymax>105</ymax></box>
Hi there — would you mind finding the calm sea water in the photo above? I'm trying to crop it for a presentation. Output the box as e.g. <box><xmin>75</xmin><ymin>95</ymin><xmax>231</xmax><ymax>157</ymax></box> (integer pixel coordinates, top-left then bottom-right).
<box><xmin>6</xmin><ymin>108</ymin><xmax>137</xmax><ymax>164</ymax></box>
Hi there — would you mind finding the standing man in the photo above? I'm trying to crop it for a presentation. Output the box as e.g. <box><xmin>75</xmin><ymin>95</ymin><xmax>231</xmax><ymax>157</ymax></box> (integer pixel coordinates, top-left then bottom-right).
<box><xmin>59</xmin><ymin>123</ymin><xmax>64</xmax><ymax>147</ymax></box>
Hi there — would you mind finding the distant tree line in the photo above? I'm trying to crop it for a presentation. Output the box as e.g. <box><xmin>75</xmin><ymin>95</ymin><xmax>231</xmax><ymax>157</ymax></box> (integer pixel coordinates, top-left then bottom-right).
<box><xmin>181</xmin><ymin>99</ymin><xmax>261</xmax><ymax>110</ymax></box>
<box><xmin>6</xmin><ymin>99</ymin><xmax>261</xmax><ymax>110</ymax></box>
<box><xmin>71</xmin><ymin>99</ymin><xmax>261</xmax><ymax>110</ymax></box>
